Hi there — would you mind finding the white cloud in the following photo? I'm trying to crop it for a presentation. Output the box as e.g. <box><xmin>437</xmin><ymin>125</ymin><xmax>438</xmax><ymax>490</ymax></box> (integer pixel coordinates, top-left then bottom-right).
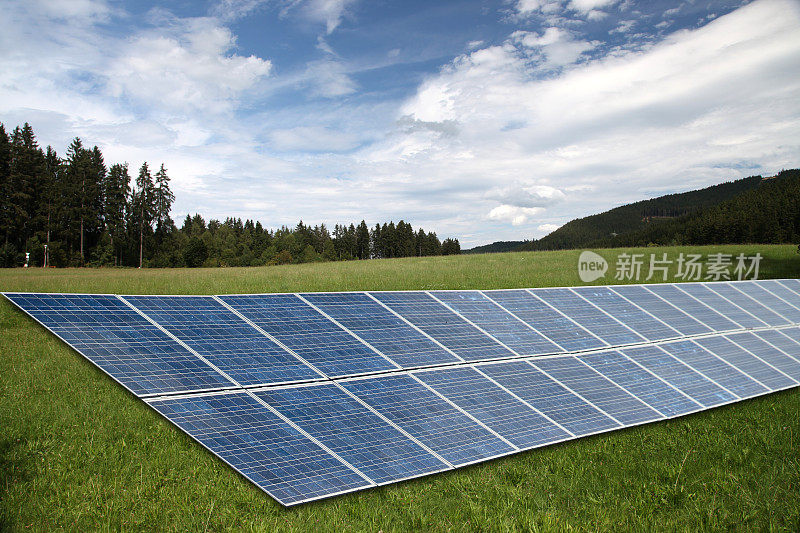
<box><xmin>107</xmin><ymin>18</ymin><xmax>272</xmax><ymax>114</ymax></box>
<box><xmin>512</xmin><ymin>27</ymin><xmax>596</xmax><ymax>67</ymax></box>
<box><xmin>486</xmin><ymin>184</ymin><xmax>566</xmax><ymax>208</ymax></box>
<box><xmin>488</xmin><ymin>205</ymin><xmax>544</xmax><ymax>226</ymax></box>
<box><xmin>538</xmin><ymin>223</ymin><xmax>561</xmax><ymax>234</ymax></box>
<box><xmin>305</xmin><ymin>59</ymin><xmax>358</xmax><ymax>97</ymax></box>
<box><xmin>302</xmin><ymin>0</ymin><xmax>357</xmax><ymax>34</ymax></box>
<box><xmin>568</xmin><ymin>0</ymin><xmax>618</xmax><ymax>14</ymax></box>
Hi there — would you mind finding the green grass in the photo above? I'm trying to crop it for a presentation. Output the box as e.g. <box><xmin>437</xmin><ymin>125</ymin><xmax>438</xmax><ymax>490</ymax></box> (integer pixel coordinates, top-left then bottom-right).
<box><xmin>1</xmin><ymin>244</ymin><xmax>799</xmax><ymax>531</ymax></box>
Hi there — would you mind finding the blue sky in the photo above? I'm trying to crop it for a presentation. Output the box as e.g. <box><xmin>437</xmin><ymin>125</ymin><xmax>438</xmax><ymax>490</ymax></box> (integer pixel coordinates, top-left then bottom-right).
<box><xmin>1</xmin><ymin>0</ymin><xmax>799</xmax><ymax>246</ymax></box>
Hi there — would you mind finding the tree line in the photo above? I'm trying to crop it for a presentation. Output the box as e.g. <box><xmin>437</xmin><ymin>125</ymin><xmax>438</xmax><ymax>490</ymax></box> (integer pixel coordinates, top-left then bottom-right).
<box><xmin>0</xmin><ymin>121</ymin><xmax>460</xmax><ymax>268</ymax></box>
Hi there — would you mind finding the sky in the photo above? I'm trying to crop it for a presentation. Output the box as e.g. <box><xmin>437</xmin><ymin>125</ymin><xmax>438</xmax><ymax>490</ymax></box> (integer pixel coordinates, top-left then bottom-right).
<box><xmin>1</xmin><ymin>0</ymin><xmax>799</xmax><ymax>247</ymax></box>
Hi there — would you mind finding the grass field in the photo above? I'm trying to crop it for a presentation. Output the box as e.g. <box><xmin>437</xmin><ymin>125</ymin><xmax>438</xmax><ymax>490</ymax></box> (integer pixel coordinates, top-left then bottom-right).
<box><xmin>1</xmin><ymin>244</ymin><xmax>799</xmax><ymax>531</ymax></box>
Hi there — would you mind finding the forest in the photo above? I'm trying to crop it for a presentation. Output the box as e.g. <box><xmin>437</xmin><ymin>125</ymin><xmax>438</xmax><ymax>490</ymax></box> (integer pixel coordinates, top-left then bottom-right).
<box><xmin>0</xmin><ymin>122</ymin><xmax>460</xmax><ymax>268</ymax></box>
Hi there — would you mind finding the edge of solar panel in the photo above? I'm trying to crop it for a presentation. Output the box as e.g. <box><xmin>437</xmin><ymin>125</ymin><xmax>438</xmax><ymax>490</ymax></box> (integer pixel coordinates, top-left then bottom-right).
<box><xmin>5</xmin><ymin>278</ymin><xmax>800</xmax><ymax>507</ymax></box>
<box><xmin>3</xmin><ymin>293</ymin><xmax>157</xmax><ymax>399</ymax></box>
<box><xmin>142</xmin><ymin>389</ymin><xmax>363</xmax><ymax>507</ymax></box>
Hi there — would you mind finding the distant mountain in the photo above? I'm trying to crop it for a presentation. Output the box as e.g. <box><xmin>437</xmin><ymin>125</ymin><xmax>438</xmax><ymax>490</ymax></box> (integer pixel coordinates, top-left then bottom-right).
<box><xmin>518</xmin><ymin>173</ymin><xmax>766</xmax><ymax>251</ymax></box>
<box><xmin>463</xmin><ymin>240</ymin><xmax>528</xmax><ymax>254</ymax></box>
<box><xmin>468</xmin><ymin>169</ymin><xmax>799</xmax><ymax>253</ymax></box>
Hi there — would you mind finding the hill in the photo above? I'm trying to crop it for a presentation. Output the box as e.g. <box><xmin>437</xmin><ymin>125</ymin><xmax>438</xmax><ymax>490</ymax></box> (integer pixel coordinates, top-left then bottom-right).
<box><xmin>463</xmin><ymin>240</ymin><xmax>528</xmax><ymax>254</ymax></box>
<box><xmin>517</xmin><ymin>173</ymin><xmax>770</xmax><ymax>251</ymax></box>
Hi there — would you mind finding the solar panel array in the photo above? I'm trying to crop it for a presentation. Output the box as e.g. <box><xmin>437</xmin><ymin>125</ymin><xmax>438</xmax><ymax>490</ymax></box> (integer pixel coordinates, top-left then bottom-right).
<box><xmin>5</xmin><ymin>279</ymin><xmax>800</xmax><ymax>506</ymax></box>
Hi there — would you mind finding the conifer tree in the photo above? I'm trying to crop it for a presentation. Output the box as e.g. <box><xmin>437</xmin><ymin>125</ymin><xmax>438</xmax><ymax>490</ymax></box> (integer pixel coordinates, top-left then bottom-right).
<box><xmin>133</xmin><ymin>162</ymin><xmax>156</xmax><ymax>268</ymax></box>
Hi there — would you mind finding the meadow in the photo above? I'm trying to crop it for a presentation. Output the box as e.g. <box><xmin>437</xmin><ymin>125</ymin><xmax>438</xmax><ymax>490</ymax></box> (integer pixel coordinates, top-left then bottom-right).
<box><xmin>1</xmin><ymin>244</ymin><xmax>799</xmax><ymax>531</ymax></box>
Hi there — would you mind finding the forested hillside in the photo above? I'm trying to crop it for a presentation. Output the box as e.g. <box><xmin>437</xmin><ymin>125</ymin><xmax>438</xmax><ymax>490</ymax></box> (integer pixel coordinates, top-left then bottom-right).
<box><xmin>463</xmin><ymin>240</ymin><xmax>528</xmax><ymax>254</ymax></box>
<box><xmin>0</xmin><ymin>121</ymin><xmax>459</xmax><ymax>268</ymax></box>
<box><xmin>594</xmin><ymin>169</ymin><xmax>800</xmax><ymax>248</ymax></box>
<box><xmin>518</xmin><ymin>174</ymin><xmax>765</xmax><ymax>251</ymax></box>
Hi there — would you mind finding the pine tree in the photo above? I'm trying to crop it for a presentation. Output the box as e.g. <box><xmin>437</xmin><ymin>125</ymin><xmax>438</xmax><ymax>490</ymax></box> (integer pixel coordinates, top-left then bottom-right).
<box><xmin>104</xmin><ymin>163</ymin><xmax>131</xmax><ymax>265</ymax></box>
<box><xmin>63</xmin><ymin>138</ymin><xmax>101</xmax><ymax>265</ymax></box>
<box><xmin>0</xmin><ymin>124</ymin><xmax>11</xmax><ymax>248</ymax></box>
<box><xmin>356</xmin><ymin>220</ymin><xmax>369</xmax><ymax>259</ymax></box>
<box><xmin>153</xmin><ymin>164</ymin><xmax>174</xmax><ymax>231</ymax></box>
<box><xmin>133</xmin><ymin>162</ymin><xmax>156</xmax><ymax>268</ymax></box>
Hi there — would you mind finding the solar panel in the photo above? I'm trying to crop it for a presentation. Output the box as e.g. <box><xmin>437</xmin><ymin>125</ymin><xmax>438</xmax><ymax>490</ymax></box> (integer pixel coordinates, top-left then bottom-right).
<box><xmin>485</xmin><ymin>289</ymin><xmax>606</xmax><ymax>351</ymax></box>
<box><xmin>777</xmin><ymin>279</ymin><xmax>800</xmax><ymax>296</ymax></box>
<box><xmin>572</xmin><ymin>286</ymin><xmax>680</xmax><ymax>341</ymax></box>
<box><xmin>704</xmin><ymin>283</ymin><xmax>789</xmax><ymax>326</ymax></box>
<box><xmin>253</xmin><ymin>383</ymin><xmax>448</xmax><ymax>484</ymax></box>
<box><xmin>5</xmin><ymin>293</ymin><xmax>235</xmax><ymax>396</ymax></box>
<box><xmin>734</xmin><ymin>282</ymin><xmax>800</xmax><ymax>323</ymax></box>
<box><xmin>693</xmin><ymin>335</ymin><xmax>797</xmax><ymax>391</ymax></box>
<box><xmin>124</xmin><ymin>295</ymin><xmax>323</xmax><ymax>387</ymax></box>
<box><xmin>754</xmin><ymin>280</ymin><xmax>800</xmax><ymax>310</ymax></box>
<box><xmin>659</xmin><ymin>340</ymin><xmax>767</xmax><ymax>399</ymax></box>
<box><xmin>433</xmin><ymin>291</ymin><xmax>563</xmax><ymax>356</ymax></box>
<box><xmin>644</xmin><ymin>284</ymin><xmax>741</xmax><ymax>332</ymax></box>
<box><xmin>529</xmin><ymin>356</ymin><xmax>663</xmax><ymax>425</ymax></box>
<box><xmin>6</xmin><ymin>278</ymin><xmax>800</xmax><ymax>507</ymax></box>
<box><xmin>340</xmin><ymin>374</ymin><xmax>515</xmax><ymax>466</ymax></box>
<box><xmin>610</xmin><ymin>285</ymin><xmax>711</xmax><ymax>336</ymax></box>
<box><xmin>670</xmin><ymin>283</ymin><xmax>766</xmax><ymax>329</ymax></box>
<box><xmin>621</xmin><ymin>345</ymin><xmax>737</xmax><ymax>407</ymax></box>
<box><xmin>578</xmin><ymin>351</ymin><xmax>702</xmax><ymax>417</ymax></box>
<box><xmin>147</xmin><ymin>391</ymin><xmax>371</xmax><ymax>506</ymax></box>
<box><xmin>479</xmin><ymin>360</ymin><xmax>620</xmax><ymax>436</ymax></box>
<box><xmin>725</xmin><ymin>332</ymin><xmax>800</xmax><ymax>382</ymax></box>
<box><xmin>414</xmin><ymin>366</ymin><xmax>571</xmax><ymax>449</ymax></box>
<box><xmin>219</xmin><ymin>294</ymin><xmax>399</xmax><ymax>377</ymax></box>
<box><xmin>369</xmin><ymin>292</ymin><xmax>515</xmax><ymax>361</ymax></box>
<box><xmin>300</xmin><ymin>292</ymin><xmax>460</xmax><ymax>368</ymax></box>
<box><xmin>532</xmin><ymin>288</ymin><xmax>646</xmax><ymax>346</ymax></box>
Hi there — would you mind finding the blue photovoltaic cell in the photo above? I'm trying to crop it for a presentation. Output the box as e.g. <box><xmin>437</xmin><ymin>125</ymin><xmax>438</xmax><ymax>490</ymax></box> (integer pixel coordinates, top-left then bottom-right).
<box><xmin>219</xmin><ymin>294</ymin><xmax>397</xmax><ymax>377</ymax></box>
<box><xmin>726</xmin><ymin>333</ymin><xmax>800</xmax><ymax>382</ymax></box>
<box><xmin>778</xmin><ymin>279</ymin><xmax>800</xmax><ymax>297</ymax></box>
<box><xmin>300</xmin><ymin>293</ymin><xmax>459</xmax><ymax>368</ymax></box>
<box><xmin>433</xmin><ymin>291</ymin><xmax>562</xmax><ymax>356</ymax></box>
<box><xmin>693</xmin><ymin>336</ymin><xmax>796</xmax><ymax>391</ymax></box>
<box><xmin>754</xmin><ymin>280</ymin><xmax>800</xmax><ymax>312</ymax></box>
<box><xmin>148</xmin><ymin>392</ymin><xmax>370</xmax><ymax>506</ymax></box>
<box><xmin>533</xmin><ymin>288</ymin><xmax>645</xmax><ymax>346</ymax></box>
<box><xmin>572</xmin><ymin>286</ymin><xmax>678</xmax><ymax>341</ymax></box>
<box><xmin>414</xmin><ymin>367</ymin><xmax>570</xmax><ymax>449</ymax></box>
<box><xmin>5</xmin><ymin>293</ymin><xmax>233</xmax><ymax>396</ymax></box>
<box><xmin>659</xmin><ymin>340</ymin><xmax>766</xmax><ymax>398</ymax></box>
<box><xmin>369</xmin><ymin>292</ymin><xmax>514</xmax><ymax>361</ymax></box>
<box><xmin>480</xmin><ymin>361</ymin><xmax>619</xmax><ymax>436</ymax></box>
<box><xmin>341</xmin><ymin>374</ymin><xmax>514</xmax><ymax>466</ymax></box>
<box><xmin>774</xmin><ymin>327</ymin><xmax>800</xmax><ymax>351</ymax></box>
<box><xmin>645</xmin><ymin>285</ymin><xmax>740</xmax><ymax>332</ymax></box>
<box><xmin>254</xmin><ymin>383</ymin><xmax>447</xmax><ymax>484</ymax></box>
<box><xmin>677</xmin><ymin>283</ymin><xmax>766</xmax><ymax>329</ymax></box>
<box><xmin>530</xmin><ymin>356</ymin><xmax>662</xmax><ymax>425</ymax></box>
<box><xmin>610</xmin><ymin>285</ymin><xmax>711</xmax><ymax>336</ymax></box>
<box><xmin>484</xmin><ymin>290</ymin><xmax>605</xmax><ymax>352</ymax></box>
<box><xmin>579</xmin><ymin>351</ymin><xmax>700</xmax><ymax>417</ymax></box>
<box><xmin>704</xmin><ymin>283</ymin><xmax>789</xmax><ymax>326</ymax></box>
<box><xmin>753</xmin><ymin>329</ymin><xmax>800</xmax><ymax>363</ymax></box>
<box><xmin>622</xmin><ymin>345</ymin><xmax>736</xmax><ymax>407</ymax></box>
<box><xmin>124</xmin><ymin>296</ymin><xmax>321</xmax><ymax>386</ymax></box>
<box><xmin>734</xmin><ymin>283</ymin><xmax>800</xmax><ymax>323</ymax></box>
